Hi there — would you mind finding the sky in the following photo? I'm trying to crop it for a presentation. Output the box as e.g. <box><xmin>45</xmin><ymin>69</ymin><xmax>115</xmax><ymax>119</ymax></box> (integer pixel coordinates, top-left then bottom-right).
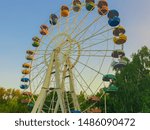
<box><xmin>0</xmin><ymin>0</ymin><xmax>150</xmax><ymax>89</ymax></box>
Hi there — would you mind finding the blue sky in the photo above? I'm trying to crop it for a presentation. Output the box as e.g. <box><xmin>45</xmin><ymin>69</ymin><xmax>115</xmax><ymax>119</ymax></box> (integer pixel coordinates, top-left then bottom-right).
<box><xmin>0</xmin><ymin>0</ymin><xmax>150</xmax><ymax>89</ymax></box>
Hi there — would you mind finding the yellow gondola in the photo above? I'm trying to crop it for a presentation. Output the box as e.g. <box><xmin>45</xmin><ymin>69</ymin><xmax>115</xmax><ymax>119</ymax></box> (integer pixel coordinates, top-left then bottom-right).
<box><xmin>26</xmin><ymin>50</ymin><xmax>35</xmax><ymax>55</ymax></box>
<box><xmin>22</xmin><ymin>69</ymin><xmax>30</xmax><ymax>75</ymax></box>
<box><xmin>73</xmin><ymin>0</ymin><xmax>82</xmax><ymax>12</ymax></box>
<box><xmin>22</xmin><ymin>63</ymin><xmax>32</xmax><ymax>68</ymax></box>
<box><xmin>61</xmin><ymin>5</ymin><xmax>69</xmax><ymax>17</ymax></box>
<box><xmin>113</xmin><ymin>34</ymin><xmax>127</xmax><ymax>45</ymax></box>
<box><xmin>113</xmin><ymin>26</ymin><xmax>126</xmax><ymax>36</ymax></box>
<box><xmin>26</xmin><ymin>55</ymin><xmax>34</xmax><ymax>60</ymax></box>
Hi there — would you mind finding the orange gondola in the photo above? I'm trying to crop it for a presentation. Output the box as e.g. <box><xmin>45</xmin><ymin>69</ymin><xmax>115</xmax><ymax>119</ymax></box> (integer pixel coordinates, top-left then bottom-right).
<box><xmin>89</xmin><ymin>107</ymin><xmax>102</xmax><ymax>113</ymax></box>
<box><xmin>97</xmin><ymin>0</ymin><xmax>109</xmax><ymax>15</ymax></box>
<box><xmin>40</xmin><ymin>24</ymin><xmax>49</xmax><ymax>35</ymax></box>
<box><xmin>61</xmin><ymin>5</ymin><xmax>70</xmax><ymax>17</ymax></box>
<box><xmin>22</xmin><ymin>63</ymin><xmax>32</xmax><ymax>68</ymax></box>
<box><xmin>22</xmin><ymin>69</ymin><xmax>30</xmax><ymax>75</ymax></box>
<box><xmin>98</xmin><ymin>6</ymin><xmax>109</xmax><ymax>15</ymax></box>
<box><xmin>89</xmin><ymin>96</ymin><xmax>100</xmax><ymax>102</ymax></box>
<box><xmin>22</xmin><ymin>92</ymin><xmax>32</xmax><ymax>96</ymax></box>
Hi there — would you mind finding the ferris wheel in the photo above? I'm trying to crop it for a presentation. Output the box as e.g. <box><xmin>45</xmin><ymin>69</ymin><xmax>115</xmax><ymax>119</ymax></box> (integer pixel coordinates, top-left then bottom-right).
<box><xmin>20</xmin><ymin>0</ymin><xmax>127</xmax><ymax>113</ymax></box>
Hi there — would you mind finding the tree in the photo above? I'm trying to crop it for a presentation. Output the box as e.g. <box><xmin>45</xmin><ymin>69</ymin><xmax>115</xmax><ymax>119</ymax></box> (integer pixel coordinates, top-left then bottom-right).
<box><xmin>106</xmin><ymin>46</ymin><xmax>150</xmax><ymax>112</ymax></box>
<box><xmin>0</xmin><ymin>88</ymin><xmax>30</xmax><ymax>113</ymax></box>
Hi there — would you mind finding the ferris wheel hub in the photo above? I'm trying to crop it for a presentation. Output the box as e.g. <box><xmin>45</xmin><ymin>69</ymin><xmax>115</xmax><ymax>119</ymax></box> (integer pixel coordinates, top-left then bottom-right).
<box><xmin>44</xmin><ymin>33</ymin><xmax>81</xmax><ymax>69</ymax></box>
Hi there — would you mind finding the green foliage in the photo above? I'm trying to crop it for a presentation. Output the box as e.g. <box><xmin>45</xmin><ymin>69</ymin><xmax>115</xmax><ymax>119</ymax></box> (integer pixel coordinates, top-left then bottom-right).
<box><xmin>105</xmin><ymin>46</ymin><xmax>150</xmax><ymax>113</ymax></box>
<box><xmin>0</xmin><ymin>88</ymin><xmax>30</xmax><ymax>113</ymax></box>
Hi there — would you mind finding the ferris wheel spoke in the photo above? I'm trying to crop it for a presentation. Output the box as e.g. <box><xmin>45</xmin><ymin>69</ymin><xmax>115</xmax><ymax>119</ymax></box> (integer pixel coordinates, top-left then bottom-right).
<box><xmin>70</xmin><ymin>56</ymin><xmax>104</xmax><ymax>75</ymax></box>
<box><xmin>72</xmin><ymin>45</ymin><xmax>108</xmax><ymax>57</ymax></box>
<box><xmin>87</xmin><ymin>39</ymin><xmax>109</xmax><ymax>89</ymax></box>
<box><xmin>64</xmin><ymin>16</ymin><xmax>70</xmax><ymax>34</ymax></box>
<box><xmin>33</xmin><ymin>53</ymin><xmax>50</xmax><ymax>68</ymax></box>
<box><xmin>38</xmin><ymin>40</ymin><xmax>48</xmax><ymax>46</ymax></box>
<box><xmin>70</xmin><ymin>11</ymin><xmax>81</xmax><ymax>33</ymax></box>
<box><xmin>72</xmin><ymin>16</ymin><xmax>101</xmax><ymax>39</ymax></box>
<box><xmin>40</xmin><ymin>40</ymin><xmax>55</xmax><ymax>50</ymax></box>
<box><xmin>61</xmin><ymin>49</ymin><xmax>114</xmax><ymax>54</ymax></box>
<box><xmin>35</xmin><ymin>51</ymin><xmax>53</xmax><ymax>56</ymax></box>
<box><xmin>47</xmin><ymin>25</ymin><xmax>55</xmax><ymax>38</ymax></box>
<box><xmin>72</xmin><ymin>54</ymin><xmax>111</xmax><ymax>57</ymax></box>
<box><xmin>73</xmin><ymin>72</ymin><xmax>89</xmax><ymax>96</ymax></box>
<box><xmin>70</xmin><ymin>8</ymin><xmax>95</xmax><ymax>36</ymax></box>
<box><xmin>81</xmin><ymin>37</ymin><xmax>113</xmax><ymax>50</ymax></box>
<box><xmin>43</xmin><ymin>104</ymin><xmax>51</xmax><ymax>112</ymax></box>
<box><xmin>48</xmin><ymin>91</ymin><xmax>56</xmax><ymax>113</ymax></box>
<box><xmin>30</xmin><ymin>68</ymin><xmax>44</xmax><ymax>95</ymax></box>
<box><xmin>31</xmin><ymin>61</ymin><xmax>45</xmax><ymax>72</ymax></box>
<box><xmin>93</xmin><ymin>82</ymin><xmax>104</xmax><ymax>94</ymax></box>
<box><xmin>78</xmin><ymin>27</ymin><xmax>113</xmax><ymax>43</ymax></box>
<box><xmin>83</xmin><ymin>102</ymin><xmax>97</xmax><ymax>112</ymax></box>
<box><xmin>36</xmin><ymin>49</ymin><xmax>54</xmax><ymax>52</ymax></box>
<box><xmin>106</xmin><ymin>44</ymin><xmax>116</xmax><ymax>74</ymax></box>
<box><xmin>65</xmin><ymin>92</ymin><xmax>71</xmax><ymax>113</ymax></box>
<box><xmin>57</xmin><ymin>15</ymin><xmax>62</xmax><ymax>33</ymax></box>
<box><xmin>74</xmin><ymin>66</ymin><xmax>94</xmax><ymax>94</ymax></box>
<box><xmin>30</xmin><ymin>66</ymin><xmax>47</xmax><ymax>84</ymax></box>
<box><xmin>32</xmin><ymin>73</ymin><xmax>46</xmax><ymax>94</ymax></box>
<box><xmin>72</xmin><ymin>26</ymin><xmax>112</xmax><ymax>50</ymax></box>
<box><xmin>32</xmin><ymin>55</ymin><xmax>45</xmax><ymax>61</ymax></box>
<box><xmin>87</xmin><ymin>65</ymin><xmax>104</xmax><ymax>90</ymax></box>
<box><xmin>76</xmin><ymin>24</ymin><xmax>108</xmax><ymax>44</ymax></box>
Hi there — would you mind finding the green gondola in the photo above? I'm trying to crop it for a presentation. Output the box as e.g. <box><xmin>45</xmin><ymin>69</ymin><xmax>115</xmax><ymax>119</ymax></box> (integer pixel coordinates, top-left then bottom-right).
<box><xmin>103</xmin><ymin>84</ymin><xmax>118</xmax><ymax>93</ymax></box>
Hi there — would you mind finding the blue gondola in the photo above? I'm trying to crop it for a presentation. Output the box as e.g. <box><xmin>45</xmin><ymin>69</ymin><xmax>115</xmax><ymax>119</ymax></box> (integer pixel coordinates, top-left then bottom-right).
<box><xmin>108</xmin><ymin>16</ymin><xmax>120</xmax><ymax>27</ymax></box>
<box><xmin>49</xmin><ymin>14</ymin><xmax>58</xmax><ymax>25</ymax></box>
<box><xmin>71</xmin><ymin>110</ymin><xmax>81</xmax><ymax>113</ymax></box>
<box><xmin>111</xmin><ymin>60</ymin><xmax>127</xmax><ymax>69</ymax></box>
<box><xmin>20</xmin><ymin>85</ymin><xmax>29</xmax><ymax>89</ymax></box>
<box><xmin>21</xmin><ymin>78</ymin><xmax>30</xmax><ymax>82</ymax></box>
<box><xmin>107</xmin><ymin>9</ymin><xmax>119</xmax><ymax>19</ymax></box>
